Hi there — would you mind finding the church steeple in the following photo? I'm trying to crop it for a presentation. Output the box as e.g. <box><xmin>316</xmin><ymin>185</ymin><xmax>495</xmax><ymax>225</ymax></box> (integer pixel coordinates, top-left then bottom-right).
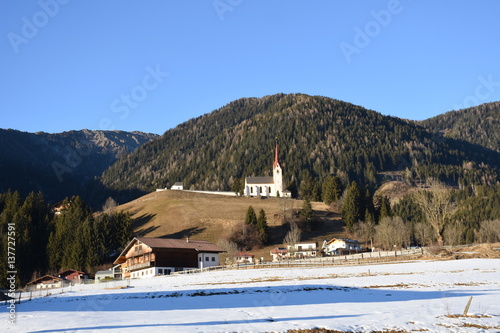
<box><xmin>273</xmin><ymin>141</ymin><xmax>283</xmax><ymax>196</ymax></box>
<box><xmin>273</xmin><ymin>141</ymin><xmax>280</xmax><ymax>168</ymax></box>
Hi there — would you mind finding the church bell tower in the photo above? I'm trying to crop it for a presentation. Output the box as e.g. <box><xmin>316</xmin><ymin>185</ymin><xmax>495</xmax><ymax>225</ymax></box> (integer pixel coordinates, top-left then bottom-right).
<box><xmin>273</xmin><ymin>142</ymin><xmax>283</xmax><ymax>196</ymax></box>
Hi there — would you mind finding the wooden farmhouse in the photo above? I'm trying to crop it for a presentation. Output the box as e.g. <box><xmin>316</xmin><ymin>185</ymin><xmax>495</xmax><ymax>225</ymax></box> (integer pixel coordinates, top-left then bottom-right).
<box><xmin>114</xmin><ymin>237</ymin><xmax>225</xmax><ymax>279</ymax></box>
<box><xmin>26</xmin><ymin>275</ymin><xmax>70</xmax><ymax>290</ymax></box>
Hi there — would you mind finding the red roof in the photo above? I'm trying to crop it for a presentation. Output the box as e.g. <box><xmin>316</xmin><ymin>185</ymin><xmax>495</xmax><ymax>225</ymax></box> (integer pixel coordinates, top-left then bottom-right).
<box><xmin>58</xmin><ymin>269</ymin><xmax>86</xmax><ymax>277</ymax></box>
<box><xmin>236</xmin><ymin>252</ymin><xmax>255</xmax><ymax>257</ymax></box>
<box><xmin>27</xmin><ymin>275</ymin><xmax>66</xmax><ymax>285</ymax></box>
<box><xmin>270</xmin><ymin>247</ymin><xmax>288</xmax><ymax>254</ymax></box>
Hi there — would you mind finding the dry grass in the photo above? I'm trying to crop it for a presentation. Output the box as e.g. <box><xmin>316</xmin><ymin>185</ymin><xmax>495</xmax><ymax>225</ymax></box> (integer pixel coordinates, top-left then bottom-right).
<box><xmin>284</xmin><ymin>329</ymin><xmax>412</xmax><ymax>333</ymax></box>
<box><xmin>444</xmin><ymin>314</ymin><xmax>492</xmax><ymax>319</ymax></box>
<box><xmin>115</xmin><ymin>190</ymin><xmax>346</xmax><ymax>258</ymax></box>
<box><xmin>459</xmin><ymin>322</ymin><xmax>500</xmax><ymax>329</ymax></box>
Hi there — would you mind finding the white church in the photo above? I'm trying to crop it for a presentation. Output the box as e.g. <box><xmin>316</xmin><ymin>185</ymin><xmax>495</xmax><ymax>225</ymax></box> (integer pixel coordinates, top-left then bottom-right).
<box><xmin>244</xmin><ymin>143</ymin><xmax>291</xmax><ymax>197</ymax></box>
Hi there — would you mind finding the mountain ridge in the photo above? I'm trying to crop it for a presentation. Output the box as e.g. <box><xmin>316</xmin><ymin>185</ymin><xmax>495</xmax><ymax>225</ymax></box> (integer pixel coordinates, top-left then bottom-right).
<box><xmin>101</xmin><ymin>93</ymin><xmax>500</xmax><ymax>196</ymax></box>
<box><xmin>0</xmin><ymin>129</ymin><xmax>158</xmax><ymax>207</ymax></box>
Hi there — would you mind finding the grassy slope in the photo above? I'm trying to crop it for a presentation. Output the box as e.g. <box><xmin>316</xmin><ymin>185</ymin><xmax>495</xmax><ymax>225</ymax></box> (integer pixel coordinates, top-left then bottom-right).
<box><xmin>115</xmin><ymin>190</ymin><xmax>346</xmax><ymax>259</ymax></box>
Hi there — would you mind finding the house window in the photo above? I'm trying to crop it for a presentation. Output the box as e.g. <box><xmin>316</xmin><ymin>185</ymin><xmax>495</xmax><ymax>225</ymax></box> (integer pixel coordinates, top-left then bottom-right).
<box><xmin>269</xmin><ymin>186</ymin><xmax>271</xmax><ymax>193</ymax></box>
<box><xmin>199</xmin><ymin>257</ymin><xmax>202</xmax><ymax>262</ymax></box>
<box><xmin>159</xmin><ymin>269</ymin><xmax>163</xmax><ymax>274</ymax></box>
<box><xmin>250</xmin><ymin>187</ymin><xmax>253</xmax><ymax>194</ymax></box>
<box><xmin>205</xmin><ymin>257</ymin><xmax>209</xmax><ymax>261</ymax></box>
<box><xmin>212</xmin><ymin>257</ymin><xmax>215</xmax><ymax>261</ymax></box>
<box><xmin>260</xmin><ymin>186</ymin><xmax>262</xmax><ymax>193</ymax></box>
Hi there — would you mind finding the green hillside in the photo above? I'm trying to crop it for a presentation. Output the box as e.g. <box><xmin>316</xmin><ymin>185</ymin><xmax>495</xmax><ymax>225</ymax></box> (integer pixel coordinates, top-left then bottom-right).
<box><xmin>419</xmin><ymin>101</ymin><xmax>500</xmax><ymax>153</ymax></box>
<box><xmin>101</xmin><ymin>93</ymin><xmax>500</xmax><ymax>195</ymax></box>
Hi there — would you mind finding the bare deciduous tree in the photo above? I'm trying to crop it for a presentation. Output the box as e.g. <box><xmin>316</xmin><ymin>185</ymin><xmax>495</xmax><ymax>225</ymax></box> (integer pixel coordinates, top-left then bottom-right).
<box><xmin>375</xmin><ymin>216</ymin><xmax>410</xmax><ymax>250</ymax></box>
<box><xmin>443</xmin><ymin>220</ymin><xmax>466</xmax><ymax>246</ymax></box>
<box><xmin>475</xmin><ymin>219</ymin><xmax>500</xmax><ymax>243</ymax></box>
<box><xmin>412</xmin><ymin>180</ymin><xmax>457</xmax><ymax>246</ymax></box>
<box><xmin>217</xmin><ymin>239</ymin><xmax>239</xmax><ymax>265</ymax></box>
<box><xmin>354</xmin><ymin>221</ymin><xmax>376</xmax><ymax>250</ymax></box>
<box><xmin>102</xmin><ymin>197</ymin><xmax>118</xmax><ymax>215</ymax></box>
<box><xmin>414</xmin><ymin>221</ymin><xmax>435</xmax><ymax>246</ymax></box>
<box><xmin>283</xmin><ymin>222</ymin><xmax>301</xmax><ymax>252</ymax></box>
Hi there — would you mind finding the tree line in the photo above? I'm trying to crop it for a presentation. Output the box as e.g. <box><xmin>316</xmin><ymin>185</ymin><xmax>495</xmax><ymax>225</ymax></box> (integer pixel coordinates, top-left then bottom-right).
<box><xmin>0</xmin><ymin>191</ymin><xmax>132</xmax><ymax>288</ymax></box>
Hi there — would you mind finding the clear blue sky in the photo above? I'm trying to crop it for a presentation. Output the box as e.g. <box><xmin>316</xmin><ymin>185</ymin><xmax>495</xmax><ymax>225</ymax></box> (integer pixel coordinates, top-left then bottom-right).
<box><xmin>1</xmin><ymin>1</ymin><xmax>499</xmax><ymax>135</ymax></box>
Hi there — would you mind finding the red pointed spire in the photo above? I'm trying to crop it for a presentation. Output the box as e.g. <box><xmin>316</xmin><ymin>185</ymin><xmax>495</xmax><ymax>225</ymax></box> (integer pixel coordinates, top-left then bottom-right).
<box><xmin>273</xmin><ymin>142</ymin><xmax>279</xmax><ymax>168</ymax></box>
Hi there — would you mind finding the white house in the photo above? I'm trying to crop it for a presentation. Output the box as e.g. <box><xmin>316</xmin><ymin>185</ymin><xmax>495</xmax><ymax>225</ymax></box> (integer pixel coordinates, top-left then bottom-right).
<box><xmin>322</xmin><ymin>238</ymin><xmax>362</xmax><ymax>256</ymax></box>
<box><xmin>244</xmin><ymin>143</ymin><xmax>291</xmax><ymax>197</ymax></box>
<box><xmin>235</xmin><ymin>252</ymin><xmax>255</xmax><ymax>264</ymax></box>
<box><xmin>287</xmin><ymin>242</ymin><xmax>318</xmax><ymax>258</ymax></box>
<box><xmin>95</xmin><ymin>265</ymin><xmax>122</xmax><ymax>282</ymax></box>
<box><xmin>171</xmin><ymin>182</ymin><xmax>184</xmax><ymax>190</ymax></box>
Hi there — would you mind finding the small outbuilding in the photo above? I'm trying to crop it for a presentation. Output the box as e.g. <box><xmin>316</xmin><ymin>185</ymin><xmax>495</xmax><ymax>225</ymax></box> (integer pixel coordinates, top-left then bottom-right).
<box><xmin>171</xmin><ymin>182</ymin><xmax>184</xmax><ymax>190</ymax></box>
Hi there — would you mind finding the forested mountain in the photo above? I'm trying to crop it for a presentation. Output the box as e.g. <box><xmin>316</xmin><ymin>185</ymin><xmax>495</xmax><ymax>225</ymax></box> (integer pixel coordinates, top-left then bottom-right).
<box><xmin>0</xmin><ymin>129</ymin><xmax>157</xmax><ymax>207</ymax></box>
<box><xmin>419</xmin><ymin>102</ymin><xmax>500</xmax><ymax>153</ymax></box>
<box><xmin>101</xmin><ymin>93</ymin><xmax>500</xmax><ymax>195</ymax></box>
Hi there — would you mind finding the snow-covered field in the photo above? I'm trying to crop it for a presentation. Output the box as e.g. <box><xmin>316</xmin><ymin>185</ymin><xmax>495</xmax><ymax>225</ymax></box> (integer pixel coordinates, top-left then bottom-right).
<box><xmin>3</xmin><ymin>259</ymin><xmax>500</xmax><ymax>333</ymax></box>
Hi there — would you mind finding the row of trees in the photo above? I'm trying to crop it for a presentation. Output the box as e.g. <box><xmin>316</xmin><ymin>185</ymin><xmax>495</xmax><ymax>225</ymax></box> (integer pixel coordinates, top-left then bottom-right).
<box><xmin>0</xmin><ymin>191</ymin><xmax>132</xmax><ymax>288</ymax></box>
<box><xmin>346</xmin><ymin>181</ymin><xmax>500</xmax><ymax>249</ymax></box>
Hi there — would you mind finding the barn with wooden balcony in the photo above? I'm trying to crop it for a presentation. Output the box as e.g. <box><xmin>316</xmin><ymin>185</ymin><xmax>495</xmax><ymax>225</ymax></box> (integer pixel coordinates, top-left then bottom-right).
<box><xmin>114</xmin><ymin>237</ymin><xmax>225</xmax><ymax>279</ymax></box>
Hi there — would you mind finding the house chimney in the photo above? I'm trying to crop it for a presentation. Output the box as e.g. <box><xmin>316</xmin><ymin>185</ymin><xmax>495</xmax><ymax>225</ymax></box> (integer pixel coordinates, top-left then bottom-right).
<box><xmin>186</xmin><ymin>237</ymin><xmax>189</xmax><ymax>243</ymax></box>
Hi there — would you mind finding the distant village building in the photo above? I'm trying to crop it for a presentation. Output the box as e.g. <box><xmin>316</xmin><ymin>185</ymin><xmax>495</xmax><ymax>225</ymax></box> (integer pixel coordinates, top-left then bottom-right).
<box><xmin>235</xmin><ymin>252</ymin><xmax>255</xmax><ymax>264</ymax></box>
<box><xmin>26</xmin><ymin>269</ymin><xmax>89</xmax><ymax>290</ymax></box>
<box><xmin>287</xmin><ymin>242</ymin><xmax>318</xmax><ymax>258</ymax></box>
<box><xmin>244</xmin><ymin>143</ymin><xmax>291</xmax><ymax>197</ymax></box>
<box><xmin>171</xmin><ymin>182</ymin><xmax>184</xmax><ymax>190</ymax></box>
<box><xmin>114</xmin><ymin>237</ymin><xmax>225</xmax><ymax>279</ymax></box>
<box><xmin>95</xmin><ymin>265</ymin><xmax>122</xmax><ymax>282</ymax></box>
<box><xmin>322</xmin><ymin>238</ymin><xmax>362</xmax><ymax>256</ymax></box>
<box><xmin>270</xmin><ymin>247</ymin><xmax>288</xmax><ymax>261</ymax></box>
